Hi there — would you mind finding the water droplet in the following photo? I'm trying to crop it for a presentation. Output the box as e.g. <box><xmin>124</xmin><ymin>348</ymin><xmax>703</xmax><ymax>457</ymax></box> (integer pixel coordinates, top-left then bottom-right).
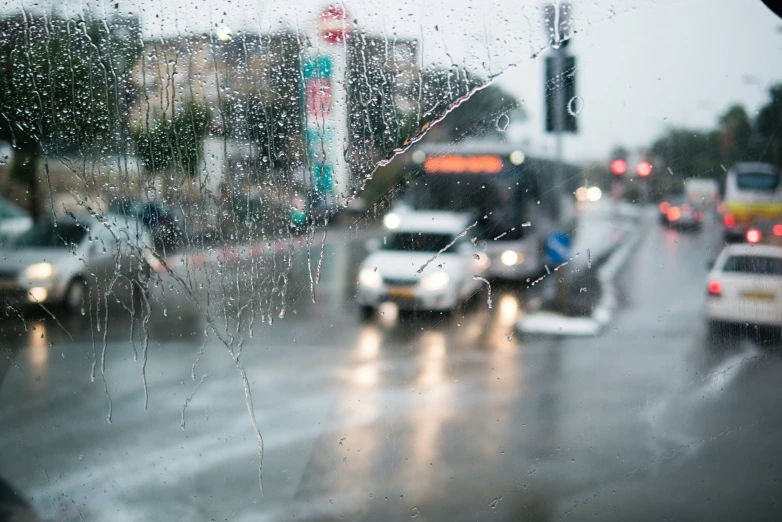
<box><xmin>473</xmin><ymin>276</ymin><xmax>492</xmax><ymax>309</ymax></box>
<box><xmin>410</xmin><ymin>506</ymin><xmax>420</xmax><ymax>518</ymax></box>
<box><xmin>567</xmin><ymin>96</ymin><xmax>584</xmax><ymax>116</ymax></box>
<box><xmin>496</xmin><ymin>113</ymin><xmax>510</xmax><ymax>132</ymax></box>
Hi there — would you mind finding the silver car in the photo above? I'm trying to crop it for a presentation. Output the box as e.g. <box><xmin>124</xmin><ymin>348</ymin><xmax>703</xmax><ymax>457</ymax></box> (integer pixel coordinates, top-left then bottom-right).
<box><xmin>0</xmin><ymin>214</ymin><xmax>153</xmax><ymax>312</ymax></box>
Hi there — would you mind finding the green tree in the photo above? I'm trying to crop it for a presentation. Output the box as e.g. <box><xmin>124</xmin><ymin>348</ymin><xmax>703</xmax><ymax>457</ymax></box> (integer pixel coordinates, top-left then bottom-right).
<box><xmin>651</xmin><ymin>128</ymin><xmax>721</xmax><ymax>180</ymax></box>
<box><xmin>0</xmin><ymin>13</ymin><xmax>141</xmax><ymax>220</ymax></box>
<box><xmin>718</xmin><ymin>104</ymin><xmax>756</xmax><ymax>166</ymax></box>
<box><xmin>419</xmin><ymin>79</ymin><xmax>524</xmax><ymax>143</ymax></box>
<box><xmin>755</xmin><ymin>84</ymin><xmax>782</xmax><ymax>168</ymax></box>
<box><xmin>133</xmin><ymin>101</ymin><xmax>211</xmax><ymax>180</ymax></box>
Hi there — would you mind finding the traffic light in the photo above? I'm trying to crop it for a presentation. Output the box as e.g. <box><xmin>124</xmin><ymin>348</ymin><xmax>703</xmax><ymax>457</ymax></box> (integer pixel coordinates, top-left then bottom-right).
<box><xmin>544</xmin><ymin>55</ymin><xmax>577</xmax><ymax>133</ymax></box>
<box><xmin>610</xmin><ymin>159</ymin><xmax>627</xmax><ymax>175</ymax></box>
<box><xmin>636</xmin><ymin>161</ymin><xmax>652</xmax><ymax>177</ymax></box>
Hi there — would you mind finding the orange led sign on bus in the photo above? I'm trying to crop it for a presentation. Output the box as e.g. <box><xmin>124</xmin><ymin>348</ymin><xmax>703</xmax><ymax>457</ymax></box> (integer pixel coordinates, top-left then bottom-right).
<box><xmin>424</xmin><ymin>155</ymin><xmax>504</xmax><ymax>174</ymax></box>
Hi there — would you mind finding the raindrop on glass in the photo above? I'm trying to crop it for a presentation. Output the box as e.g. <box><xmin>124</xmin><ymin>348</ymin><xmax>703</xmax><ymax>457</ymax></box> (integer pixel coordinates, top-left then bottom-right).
<box><xmin>496</xmin><ymin>113</ymin><xmax>510</xmax><ymax>132</ymax></box>
<box><xmin>567</xmin><ymin>96</ymin><xmax>584</xmax><ymax>116</ymax></box>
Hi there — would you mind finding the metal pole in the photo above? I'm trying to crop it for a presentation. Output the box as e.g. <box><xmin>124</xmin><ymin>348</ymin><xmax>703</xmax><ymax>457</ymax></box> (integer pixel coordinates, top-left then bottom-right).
<box><xmin>554</xmin><ymin>48</ymin><xmax>568</xmax><ymax>315</ymax></box>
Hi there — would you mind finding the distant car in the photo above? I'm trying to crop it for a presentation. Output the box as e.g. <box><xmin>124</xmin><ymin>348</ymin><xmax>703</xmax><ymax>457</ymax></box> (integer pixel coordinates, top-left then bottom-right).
<box><xmin>355</xmin><ymin>211</ymin><xmax>488</xmax><ymax>318</ymax></box>
<box><xmin>0</xmin><ymin>214</ymin><xmax>153</xmax><ymax>312</ymax></box>
<box><xmin>0</xmin><ymin>196</ymin><xmax>33</xmax><ymax>245</ymax></box>
<box><xmin>706</xmin><ymin>244</ymin><xmax>782</xmax><ymax>332</ymax></box>
<box><xmin>659</xmin><ymin>194</ymin><xmax>704</xmax><ymax>229</ymax></box>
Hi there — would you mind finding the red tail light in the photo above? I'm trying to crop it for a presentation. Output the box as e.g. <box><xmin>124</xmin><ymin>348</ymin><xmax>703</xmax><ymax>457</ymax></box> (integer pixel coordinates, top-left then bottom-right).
<box><xmin>667</xmin><ymin>207</ymin><xmax>681</xmax><ymax>221</ymax></box>
<box><xmin>723</xmin><ymin>213</ymin><xmax>735</xmax><ymax>228</ymax></box>
<box><xmin>659</xmin><ymin>201</ymin><xmax>670</xmax><ymax>214</ymax></box>
<box><xmin>774</xmin><ymin>224</ymin><xmax>782</xmax><ymax>237</ymax></box>
<box><xmin>746</xmin><ymin>229</ymin><xmax>762</xmax><ymax>244</ymax></box>
<box><xmin>708</xmin><ymin>280</ymin><xmax>722</xmax><ymax>296</ymax></box>
<box><xmin>694</xmin><ymin>210</ymin><xmax>703</xmax><ymax>222</ymax></box>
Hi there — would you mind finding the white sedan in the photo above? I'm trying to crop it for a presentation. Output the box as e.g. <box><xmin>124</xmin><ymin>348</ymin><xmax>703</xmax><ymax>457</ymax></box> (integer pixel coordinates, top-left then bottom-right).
<box><xmin>0</xmin><ymin>213</ymin><xmax>153</xmax><ymax>312</ymax></box>
<box><xmin>706</xmin><ymin>244</ymin><xmax>782</xmax><ymax>331</ymax></box>
<box><xmin>356</xmin><ymin>211</ymin><xmax>488</xmax><ymax>318</ymax></box>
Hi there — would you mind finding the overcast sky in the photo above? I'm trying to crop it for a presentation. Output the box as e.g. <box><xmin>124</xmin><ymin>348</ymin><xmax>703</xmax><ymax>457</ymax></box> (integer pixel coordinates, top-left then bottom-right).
<box><xmin>5</xmin><ymin>0</ymin><xmax>782</xmax><ymax>163</ymax></box>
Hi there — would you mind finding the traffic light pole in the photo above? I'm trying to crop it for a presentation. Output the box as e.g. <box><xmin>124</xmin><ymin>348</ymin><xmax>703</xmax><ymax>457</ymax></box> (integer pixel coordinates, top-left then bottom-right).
<box><xmin>553</xmin><ymin>47</ymin><xmax>568</xmax><ymax>315</ymax></box>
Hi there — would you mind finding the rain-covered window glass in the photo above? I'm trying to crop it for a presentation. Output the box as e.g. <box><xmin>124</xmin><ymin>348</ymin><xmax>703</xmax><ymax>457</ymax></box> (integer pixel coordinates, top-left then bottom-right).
<box><xmin>722</xmin><ymin>255</ymin><xmax>782</xmax><ymax>275</ymax></box>
<box><xmin>2</xmin><ymin>1</ymin><xmax>782</xmax><ymax>521</ymax></box>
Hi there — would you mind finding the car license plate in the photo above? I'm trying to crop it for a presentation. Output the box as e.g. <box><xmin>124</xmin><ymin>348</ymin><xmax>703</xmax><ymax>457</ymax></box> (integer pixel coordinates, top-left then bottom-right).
<box><xmin>387</xmin><ymin>286</ymin><xmax>415</xmax><ymax>299</ymax></box>
<box><xmin>744</xmin><ymin>291</ymin><xmax>775</xmax><ymax>301</ymax></box>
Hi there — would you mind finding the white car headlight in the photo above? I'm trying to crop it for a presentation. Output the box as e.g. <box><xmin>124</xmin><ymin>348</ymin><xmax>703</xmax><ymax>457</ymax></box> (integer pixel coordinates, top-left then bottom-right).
<box><xmin>359</xmin><ymin>267</ymin><xmax>383</xmax><ymax>288</ymax></box>
<box><xmin>420</xmin><ymin>271</ymin><xmax>450</xmax><ymax>291</ymax></box>
<box><xmin>25</xmin><ymin>262</ymin><xmax>54</xmax><ymax>280</ymax></box>
<box><xmin>383</xmin><ymin>213</ymin><xmax>400</xmax><ymax>229</ymax></box>
<box><xmin>500</xmin><ymin>250</ymin><xmax>519</xmax><ymax>266</ymax></box>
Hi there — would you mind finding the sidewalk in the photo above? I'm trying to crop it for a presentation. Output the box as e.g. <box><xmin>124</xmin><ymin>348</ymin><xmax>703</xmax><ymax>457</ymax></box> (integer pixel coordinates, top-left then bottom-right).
<box><xmin>517</xmin><ymin>201</ymin><xmax>650</xmax><ymax>336</ymax></box>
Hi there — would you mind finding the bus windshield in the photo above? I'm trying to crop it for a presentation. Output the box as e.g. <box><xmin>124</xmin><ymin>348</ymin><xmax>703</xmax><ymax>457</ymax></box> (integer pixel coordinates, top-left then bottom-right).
<box><xmin>736</xmin><ymin>172</ymin><xmax>780</xmax><ymax>191</ymax></box>
<box><xmin>405</xmin><ymin>172</ymin><xmax>528</xmax><ymax>240</ymax></box>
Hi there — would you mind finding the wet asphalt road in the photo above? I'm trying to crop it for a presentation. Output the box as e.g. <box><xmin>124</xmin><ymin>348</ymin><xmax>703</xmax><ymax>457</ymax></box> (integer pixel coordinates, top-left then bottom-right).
<box><xmin>1</xmin><ymin>205</ymin><xmax>781</xmax><ymax>521</ymax></box>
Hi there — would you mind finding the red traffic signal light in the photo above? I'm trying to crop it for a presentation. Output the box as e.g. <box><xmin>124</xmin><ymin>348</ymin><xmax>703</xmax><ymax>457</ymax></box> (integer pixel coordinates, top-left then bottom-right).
<box><xmin>610</xmin><ymin>159</ymin><xmax>627</xmax><ymax>175</ymax></box>
<box><xmin>637</xmin><ymin>161</ymin><xmax>652</xmax><ymax>177</ymax></box>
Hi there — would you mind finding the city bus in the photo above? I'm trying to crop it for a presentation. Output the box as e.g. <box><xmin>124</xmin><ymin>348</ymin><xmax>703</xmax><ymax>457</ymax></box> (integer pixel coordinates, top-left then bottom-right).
<box><xmin>722</xmin><ymin>162</ymin><xmax>782</xmax><ymax>242</ymax></box>
<box><xmin>383</xmin><ymin>141</ymin><xmax>579</xmax><ymax>281</ymax></box>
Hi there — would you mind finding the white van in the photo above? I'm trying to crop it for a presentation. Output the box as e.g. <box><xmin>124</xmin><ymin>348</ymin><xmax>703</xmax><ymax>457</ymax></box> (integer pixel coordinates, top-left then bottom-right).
<box><xmin>684</xmin><ymin>177</ymin><xmax>720</xmax><ymax>206</ymax></box>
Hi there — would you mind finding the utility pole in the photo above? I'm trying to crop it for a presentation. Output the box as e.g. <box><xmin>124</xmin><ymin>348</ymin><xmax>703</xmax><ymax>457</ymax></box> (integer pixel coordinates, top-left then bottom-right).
<box><xmin>543</xmin><ymin>1</ymin><xmax>577</xmax><ymax>314</ymax></box>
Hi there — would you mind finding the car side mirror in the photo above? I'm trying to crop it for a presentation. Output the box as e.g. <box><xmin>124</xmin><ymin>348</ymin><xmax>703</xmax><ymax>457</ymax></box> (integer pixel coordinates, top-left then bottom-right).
<box><xmin>365</xmin><ymin>238</ymin><xmax>381</xmax><ymax>252</ymax></box>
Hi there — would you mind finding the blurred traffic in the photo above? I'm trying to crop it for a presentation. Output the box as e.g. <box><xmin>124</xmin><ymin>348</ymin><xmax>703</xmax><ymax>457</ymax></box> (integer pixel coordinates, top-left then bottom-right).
<box><xmin>1</xmin><ymin>1</ymin><xmax>782</xmax><ymax>520</ymax></box>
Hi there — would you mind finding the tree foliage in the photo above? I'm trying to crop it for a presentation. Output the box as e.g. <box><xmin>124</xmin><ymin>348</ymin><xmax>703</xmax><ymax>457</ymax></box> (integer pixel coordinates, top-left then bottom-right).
<box><xmin>645</xmin><ymin>83</ymin><xmax>782</xmax><ymax>193</ymax></box>
<box><xmin>0</xmin><ymin>13</ymin><xmax>141</xmax><ymax>218</ymax></box>
<box><xmin>132</xmin><ymin>101</ymin><xmax>211</xmax><ymax>179</ymax></box>
<box><xmin>755</xmin><ymin>84</ymin><xmax>782</xmax><ymax>167</ymax></box>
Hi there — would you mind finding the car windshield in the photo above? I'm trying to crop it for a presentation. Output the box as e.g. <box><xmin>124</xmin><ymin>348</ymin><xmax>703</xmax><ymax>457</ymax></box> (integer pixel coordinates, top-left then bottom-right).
<box><xmin>12</xmin><ymin>222</ymin><xmax>87</xmax><ymax>248</ymax></box>
<box><xmin>736</xmin><ymin>172</ymin><xmax>780</xmax><ymax>191</ymax></box>
<box><xmin>3</xmin><ymin>1</ymin><xmax>782</xmax><ymax>521</ymax></box>
<box><xmin>722</xmin><ymin>255</ymin><xmax>782</xmax><ymax>275</ymax></box>
<box><xmin>382</xmin><ymin>232</ymin><xmax>454</xmax><ymax>252</ymax></box>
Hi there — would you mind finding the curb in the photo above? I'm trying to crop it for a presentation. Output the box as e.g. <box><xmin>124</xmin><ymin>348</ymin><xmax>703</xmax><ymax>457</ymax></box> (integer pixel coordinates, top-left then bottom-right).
<box><xmin>515</xmin><ymin>214</ymin><xmax>649</xmax><ymax>337</ymax></box>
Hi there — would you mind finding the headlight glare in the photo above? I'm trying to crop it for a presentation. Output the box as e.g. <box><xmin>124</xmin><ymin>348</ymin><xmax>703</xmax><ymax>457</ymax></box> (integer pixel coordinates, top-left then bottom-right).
<box><xmin>25</xmin><ymin>262</ymin><xmax>54</xmax><ymax>279</ymax></box>
<box><xmin>383</xmin><ymin>213</ymin><xmax>400</xmax><ymax>229</ymax></box>
<box><xmin>500</xmin><ymin>250</ymin><xmax>519</xmax><ymax>266</ymax></box>
<box><xmin>359</xmin><ymin>267</ymin><xmax>383</xmax><ymax>288</ymax></box>
<box><xmin>420</xmin><ymin>271</ymin><xmax>450</xmax><ymax>291</ymax></box>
